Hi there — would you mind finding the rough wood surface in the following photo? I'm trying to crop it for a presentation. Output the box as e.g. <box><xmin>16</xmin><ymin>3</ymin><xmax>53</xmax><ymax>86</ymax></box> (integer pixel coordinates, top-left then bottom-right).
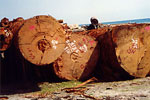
<box><xmin>0</xmin><ymin>17</ymin><xmax>9</xmax><ymax>28</ymax></box>
<box><xmin>112</xmin><ymin>24</ymin><xmax>150</xmax><ymax>77</ymax></box>
<box><xmin>9</xmin><ymin>17</ymin><xmax>24</xmax><ymax>35</ymax></box>
<box><xmin>53</xmin><ymin>33</ymin><xmax>99</xmax><ymax>81</ymax></box>
<box><xmin>18</xmin><ymin>15</ymin><xmax>66</xmax><ymax>65</ymax></box>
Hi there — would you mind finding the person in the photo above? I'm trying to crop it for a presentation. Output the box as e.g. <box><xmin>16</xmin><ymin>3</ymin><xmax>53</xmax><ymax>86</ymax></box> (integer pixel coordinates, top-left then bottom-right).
<box><xmin>87</xmin><ymin>17</ymin><xmax>100</xmax><ymax>30</ymax></box>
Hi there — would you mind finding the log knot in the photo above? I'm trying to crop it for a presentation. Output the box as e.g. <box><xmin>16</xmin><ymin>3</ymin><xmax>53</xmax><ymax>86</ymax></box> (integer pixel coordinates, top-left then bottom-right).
<box><xmin>38</xmin><ymin>39</ymin><xmax>50</xmax><ymax>53</ymax></box>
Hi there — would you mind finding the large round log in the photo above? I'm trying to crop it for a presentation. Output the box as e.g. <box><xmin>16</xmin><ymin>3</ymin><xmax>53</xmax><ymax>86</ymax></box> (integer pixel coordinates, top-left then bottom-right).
<box><xmin>18</xmin><ymin>15</ymin><xmax>66</xmax><ymax>65</ymax></box>
<box><xmin>148</xmin><ymin>71</ymin><xmax>150</xmax><ymax>76</ymax></box>
<box><xmin>53</xmin><ymin>33</ymin><xmax>99</xmax><ymax>81</ymax></box>
<box><xmin>94</xmin><ymin>24</ymin><xmax>150</xmax><ymax>81</ymax></box>
<box><xmin>112</xmin><ymin>24</ymin><xmax>150</xmax><ymax>77</ymax></box>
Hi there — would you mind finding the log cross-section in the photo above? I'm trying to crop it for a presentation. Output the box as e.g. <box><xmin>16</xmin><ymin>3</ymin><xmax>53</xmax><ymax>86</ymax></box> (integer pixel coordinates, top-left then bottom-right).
<box><xmin>112</xmin><ymin>24</ymin><xmax>150</xmax><ymax>77</ymax></box>
<box><xmin>18</xmin><ymin>15</ymin><xmax>66</xmax><ymax>65</ymax></box>
<box><xmin>53</xmin><ymin>33</ymin><xmax>99</xmax><ymax>81</ymax></box>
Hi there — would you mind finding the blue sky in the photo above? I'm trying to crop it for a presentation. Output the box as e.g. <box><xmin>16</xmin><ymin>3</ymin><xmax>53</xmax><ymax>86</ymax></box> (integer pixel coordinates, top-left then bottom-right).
<box><xmin>0</xmin><ymin>0</ymin><xmax>150</xmax><ymax>24</ymax></box>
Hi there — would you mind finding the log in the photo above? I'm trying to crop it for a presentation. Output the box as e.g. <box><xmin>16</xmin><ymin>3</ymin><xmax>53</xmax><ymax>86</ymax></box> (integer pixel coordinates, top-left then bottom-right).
<box><xmin>0</xmin><ymin>17</ymin><xmax>26</xmax><ymax>84</ymax></box>
<box><xmin>57</xmin><ymin>19</ymin><xmax>63</xmax><ymax>23</ymax></box>
<box><xmin>112</xmin><ymin>24</ymin><xmax>150</xmax><ymax>77</ymax></box>
<box><xmin>18</xmin><ymin>15</ymin><xmax>66</xmax><ymax>65</ymax></box>
<box><xmin>94</xmin><ymin>28</ymin><xmax>133</xmax><ymax>81</ymax></box>
<box><xmin>0</xmin><ymin>17</ymin><xmax>24</xmax><ymax>51</ymax></box>
<box><xmin>0</xmin><ymin>17</ymin><xmax>9</xmax><ymax>28</ymax></box>
<box><xmin>94</xmin><ymin>24</ymin><xmax>150</xmax><ymax>81</ymax></box>
<box><xmin>53</xmin><ymin>33</ymin><xmax>99</xmax><ymax>81</ymax></box>
<box><xmin>9</xmin><ymin>17</ymin><xmax>24</xmax><ymax>35</ymax></box>
<box><xmin>0</xmin><ymin>28</ymin><xmax>13</xmax><ymax>51</ymax></box>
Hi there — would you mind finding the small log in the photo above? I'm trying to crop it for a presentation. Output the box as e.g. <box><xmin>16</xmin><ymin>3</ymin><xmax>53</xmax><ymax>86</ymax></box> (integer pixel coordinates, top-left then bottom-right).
<box><xmin>53</xmin><ymin>33</ymin><xmax>99</xmax><ymax>81</ymax></box>
<box><xmin>0</xmin><ymin>28</ymin><xmax>13</xmax><ymax>51</ymax></box>
<box><xmin>57</xmin><ymin>19</ymin><xmax>63</xmax><ymax>23</ymax></box>
<box><xmin>18</xmin><ymin>15</ymin><xmax>66</xmax><ymax>65</ymax></box>
<box><xmin>0</xmin><ymin>17</ymin><xmax>9</xmax><ymax>28</ymax></box>
<box><xmin>9</xmin><ymin>17</ymin><xmax>25</xmax><ymax>49</ymax></box>
<box><xmin>9</xmin><ymin>17</ymin><xmax>24</xmax><ymax>35</ymax></box>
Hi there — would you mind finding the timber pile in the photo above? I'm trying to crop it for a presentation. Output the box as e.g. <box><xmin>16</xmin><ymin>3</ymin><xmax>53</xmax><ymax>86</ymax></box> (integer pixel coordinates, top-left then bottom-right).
<box><xmin>1</xmin><ymin>15</ymin><xmax>150</xmax><ymax>84</ymax></box>
<box><xmin>0</xmin><ymin>17</ymin><xmax>26</xmax><ymax>84</ymax></box>
<box><xmin>112</xmin><ymin>24</ymin><xmax>150</xmax><ymax>77</ymax></box>
<box><xmin>9</xmin><ymin>17</ymin><xmax>24</xmax><ymax>36</ymax></box>
<box><xmin>0</xmin><ymin>17</ymin><xmax>24</xmax><ymax>52</ymax></box>
<box><xmin>53</xmin><ymin>33</ymin><xmax>99</xmax><ymax>80</ymax></box>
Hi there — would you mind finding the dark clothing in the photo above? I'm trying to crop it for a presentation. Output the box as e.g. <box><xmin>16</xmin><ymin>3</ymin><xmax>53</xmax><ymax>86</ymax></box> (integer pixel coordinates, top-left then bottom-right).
<box><xmin>87</xmin><ymin>24</ymin><xmax>99</xmax><ymax>30</ymax></box>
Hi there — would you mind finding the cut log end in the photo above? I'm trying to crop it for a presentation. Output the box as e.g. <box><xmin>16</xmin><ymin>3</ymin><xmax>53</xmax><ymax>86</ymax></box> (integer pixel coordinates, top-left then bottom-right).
<box><xmin>18</xmin><ymin>15</ymin><xmax>66</xmax><ymax>65</ymax></box>
<box><xmin>112</xmin><ymin>24</ymin><xmax>150</xmax><ymax>77</ymax></box>
<box><xmin>53</xmin><ymin>33</ymin><xmax>99</xmax><ymax>81</ymax></box>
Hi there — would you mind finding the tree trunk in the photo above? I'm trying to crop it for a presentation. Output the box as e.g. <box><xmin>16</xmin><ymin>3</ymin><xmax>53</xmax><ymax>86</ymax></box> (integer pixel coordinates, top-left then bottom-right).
<box><xmin>18</xmin><ymin>15</ymin><xmax>66</xmax><ymax>65</ymax></box>
<box><xmin>53</xmin><ymin>33</ymin><xmax>99</xmax><ymax>81</ymax></box>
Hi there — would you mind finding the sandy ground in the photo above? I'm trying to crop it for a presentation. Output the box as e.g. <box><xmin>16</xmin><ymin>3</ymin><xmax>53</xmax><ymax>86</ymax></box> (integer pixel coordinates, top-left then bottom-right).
<box><xmin>0</xmin><ymin>77</ymin><xmax>150</xmax><ymax>100</ymax></box>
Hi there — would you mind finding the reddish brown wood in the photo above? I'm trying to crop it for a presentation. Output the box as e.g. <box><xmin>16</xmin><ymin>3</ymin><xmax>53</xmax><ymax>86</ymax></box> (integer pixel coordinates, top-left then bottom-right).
<box><xmin>9</xmin><ymin>17</ymin><xmax>24</xmax><ymax>35</ymax></box>
<box><xmin>112</xmin><ymin>24</ymin><xmax>150</xmax><ymax>77</ymax></box>
<box><xmin>87</xmin><ymin>24</ymin><xmax>150</xmax><ymax>81</ymax></box>
<box><xmin>0</xmin><ymin>17</ymin><xmax>9</xmax><ymax>28</ymax></box>
<box><xmin>18</xmin><ymin>15</ymin><xmax>66</xmax><ymax>65</ymax></box>
<box><xmin>57</xmin><ymin>19</ymin><xmax>63</xmax><ymax>23</ymax></box>
<box><xmin>53</xmin><ymin>33</ymin><xmax>99</xmax><ymax>80</ymax></box>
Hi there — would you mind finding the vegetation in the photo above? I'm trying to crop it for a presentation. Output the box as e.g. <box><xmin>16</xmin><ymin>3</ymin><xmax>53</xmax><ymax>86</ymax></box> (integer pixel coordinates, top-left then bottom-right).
<box><xmin>27</xmin><ymin>81</ymin><xmax>82</xmax><ymax>96</ymax></box>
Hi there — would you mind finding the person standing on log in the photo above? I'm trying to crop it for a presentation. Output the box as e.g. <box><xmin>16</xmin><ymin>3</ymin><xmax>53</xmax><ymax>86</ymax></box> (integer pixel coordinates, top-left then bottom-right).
<box><xmin>87</xmin><ymin>17</ymin><xmax>100</xmax><ymax>30</ymax></box>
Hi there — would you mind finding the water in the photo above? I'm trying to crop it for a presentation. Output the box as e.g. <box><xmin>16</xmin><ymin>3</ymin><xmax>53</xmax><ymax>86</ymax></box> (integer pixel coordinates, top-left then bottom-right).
<box><xmin>80</xmin><ymin>18</ymin><xmax>150</xmax><ymax>26</ymax></box>
<box><xmin>102</xmin><ymin>18</ymin><xmax>150</xmax><ymax>25</ymax></box>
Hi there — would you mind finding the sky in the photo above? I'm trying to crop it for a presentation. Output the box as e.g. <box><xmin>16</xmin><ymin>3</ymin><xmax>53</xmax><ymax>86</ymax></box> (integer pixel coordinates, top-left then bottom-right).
<box><xmin>0</xmin><ymin>0</ymin><xmax>150</xmax><ymax>24</ymax></box>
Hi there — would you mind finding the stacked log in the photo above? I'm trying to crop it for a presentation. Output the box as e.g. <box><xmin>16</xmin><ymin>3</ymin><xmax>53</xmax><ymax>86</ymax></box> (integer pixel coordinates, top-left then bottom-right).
<box><xmin>0</xmin><ymin>18</ymin><xmax>13</xmax><ymax>51</ymax></box>
<box><xmin>17</xmin><ymin>15</ymin><xmax>66</xmax><ymax>65</ymax></box>
<box><xmin>0</xmin><ymin>28</ymin><xmax>13</xmax><ymax>51</ymax></box>
<box><xmin>0</xmin><ymin>17</ymin><xmax>26</xmax><ymax>84</ymax></box>
<box><xmin>53</xmin><ymin>33</ymin><xmax>99</xmax><ymax>81</ymax></box>
<box><xmin>1</xmin><ymin>15</ymin><xmax>150</xmax><ymax>83</ymax></box>
<box><xmin>0</xmin><ymin>17</ymin><xmax>9</xmax><ymax>28</ymax></box>
<box><xmin>0</xmin><ymin>17</ymin><xmax>24</xmax><ymax>52</ymax></box>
